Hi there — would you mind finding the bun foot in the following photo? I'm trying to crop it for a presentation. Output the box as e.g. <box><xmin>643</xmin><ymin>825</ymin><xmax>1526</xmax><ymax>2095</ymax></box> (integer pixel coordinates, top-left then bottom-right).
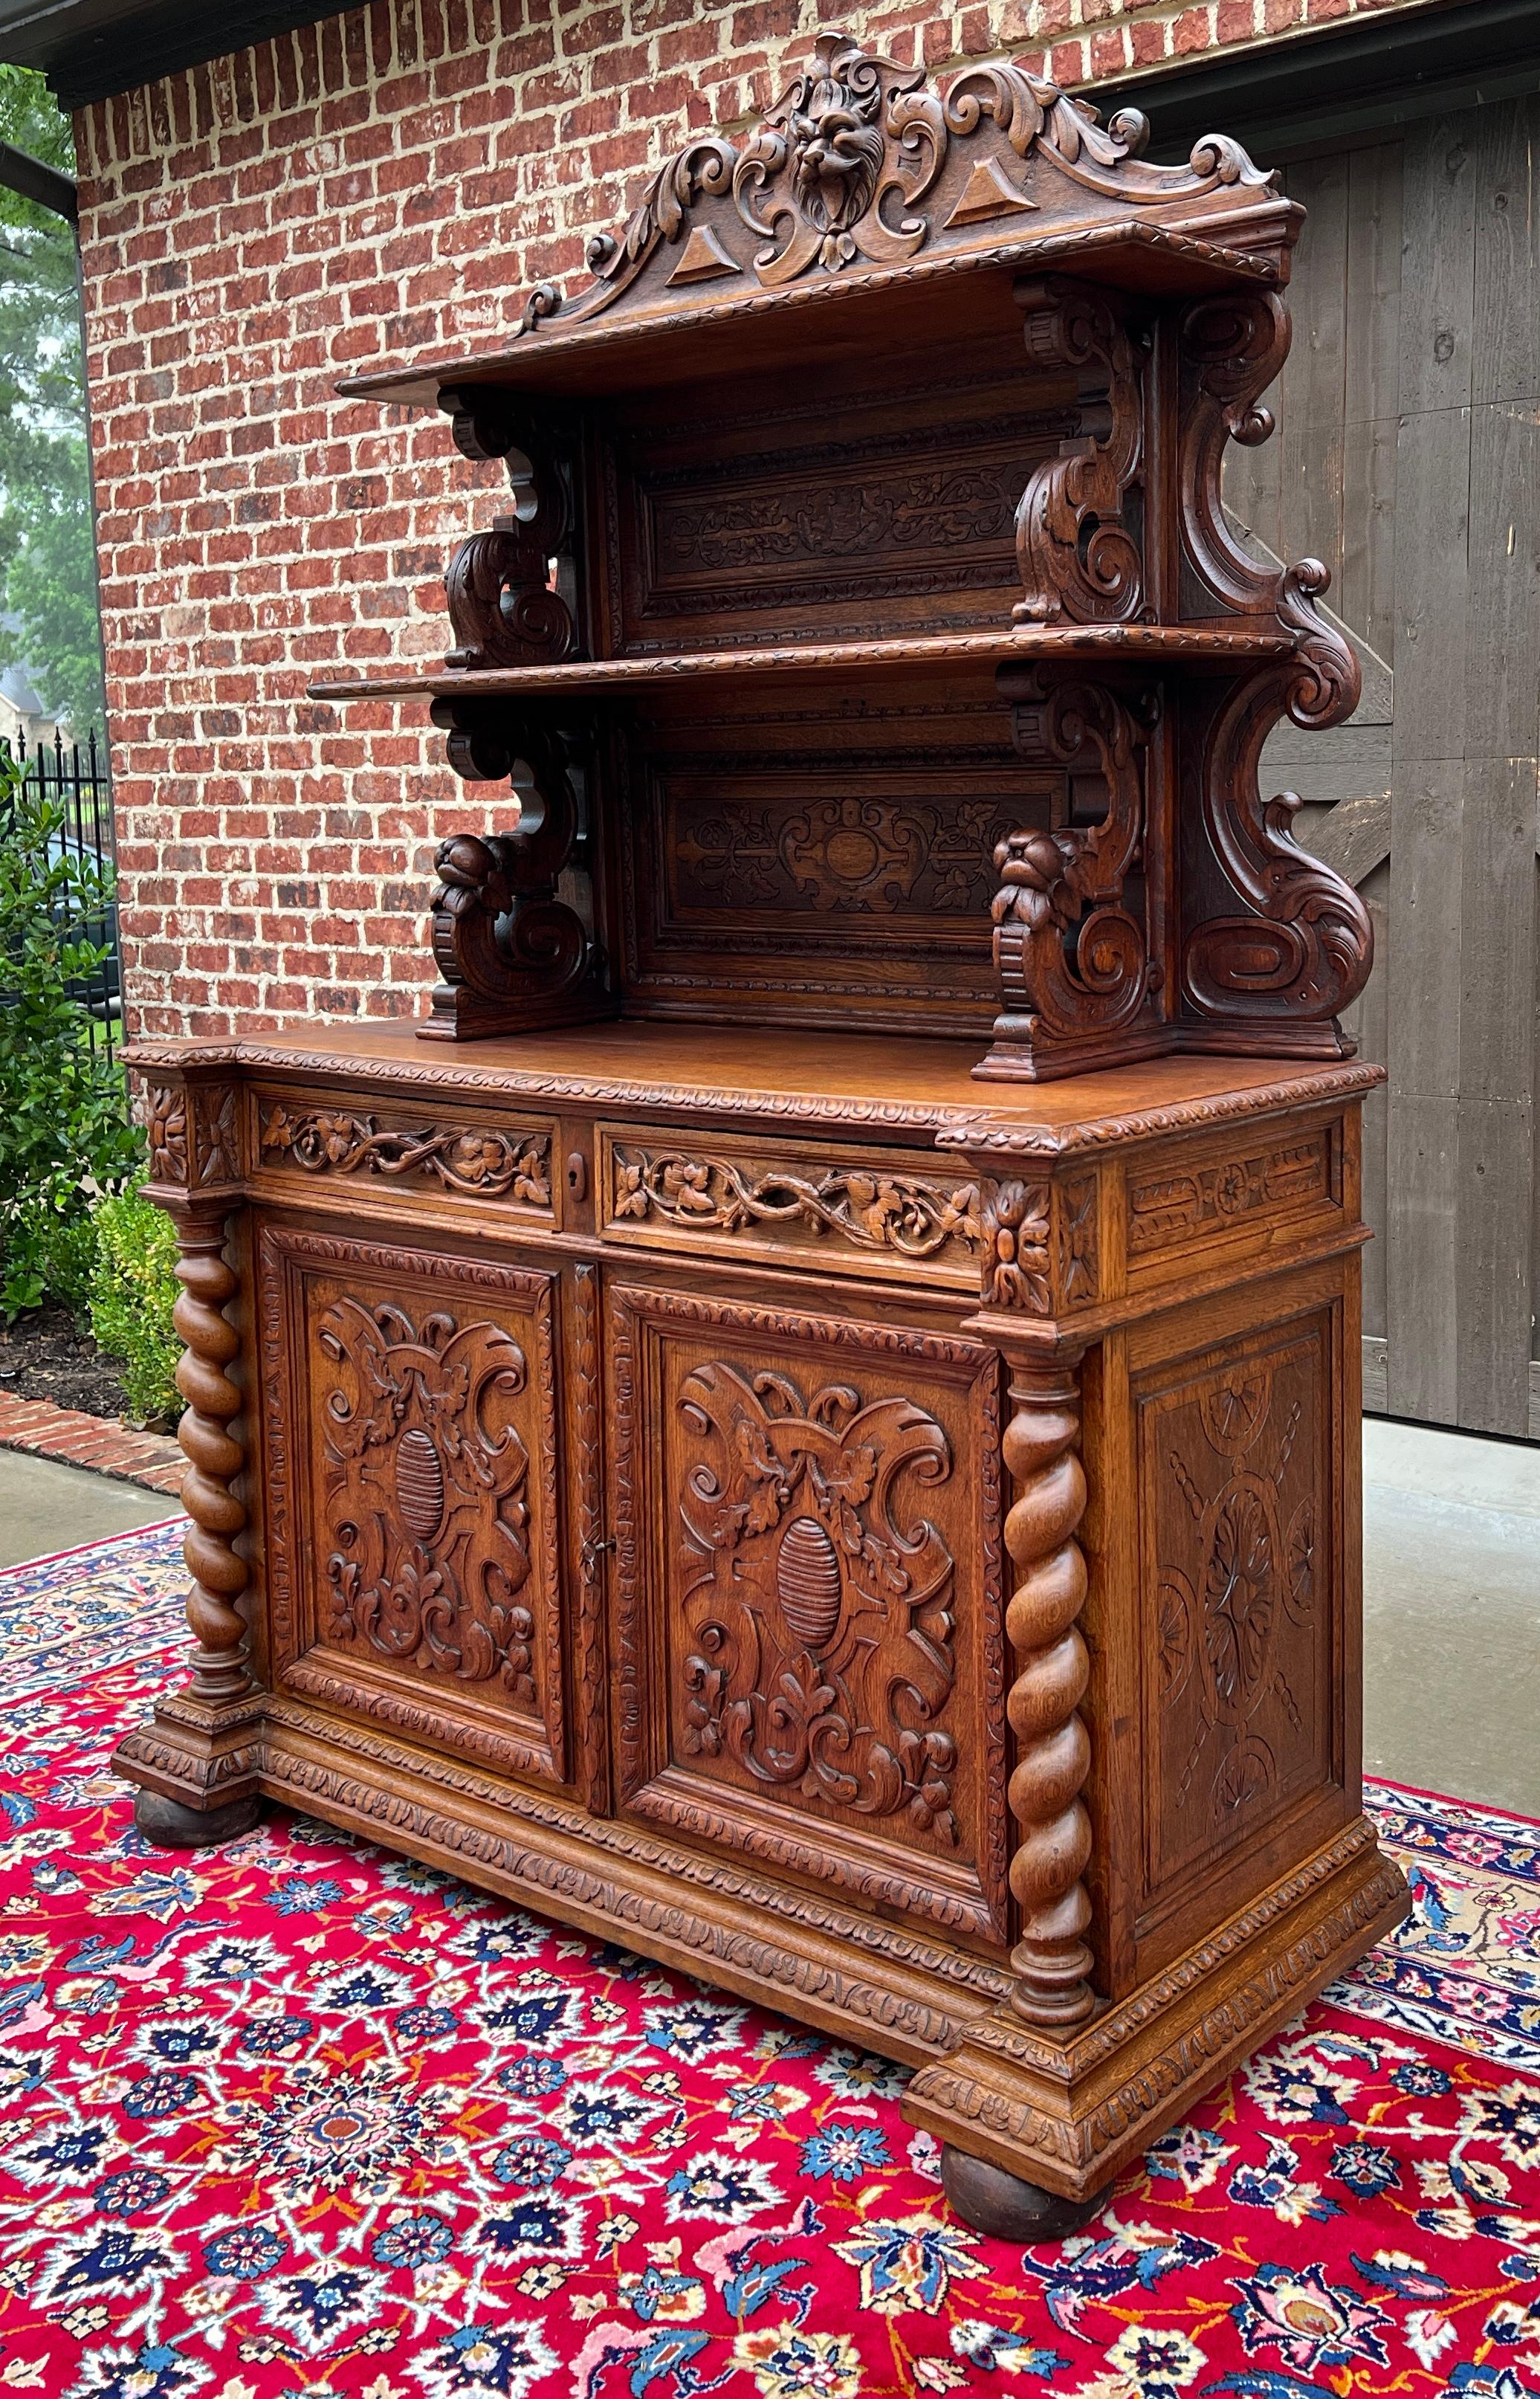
<box><xmin>941</xmin><ymin>2145</ymin><xmax>1111</xmax><ymax>2242</ymax></box>
<box><xmin>132</xmin><ymin>1789</ymin><xmax>262</xmax><ymax>1850</ymax></box>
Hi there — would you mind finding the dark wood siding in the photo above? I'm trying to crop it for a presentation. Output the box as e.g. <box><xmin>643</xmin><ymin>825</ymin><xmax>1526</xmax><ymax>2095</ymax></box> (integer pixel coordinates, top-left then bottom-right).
<box><xmin>1226</xmin><ymin>100</ymin><xmax>1540</xmax><ymax>1439</ymax></box>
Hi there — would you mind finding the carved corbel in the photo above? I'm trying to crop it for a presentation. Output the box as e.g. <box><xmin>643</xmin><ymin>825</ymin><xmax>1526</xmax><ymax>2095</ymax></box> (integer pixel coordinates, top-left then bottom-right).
<box><xmin>424</xmin><ymin>699</ymin><xmax>612</xmax><ymax>1042</ymax></box>
<box><xmin>1171</xmin><ymin>293</ymin><xmax>1371</xmax><ymax>1050</ymax></box>
<box><xmin>977</xmin><ymin>673</ymin><xmax>1159</xmax><ymax>1082</ymax></box>
<box><xmin>439</xmin><ymin>390</ymin><xmax>578</xmax><ymax>668</ymax></box>
<box><xmin>1013</xmin><ymin>277</ymin><xmax>1145</xmax><ymax>626</ymax></box>
<box><xmin>114</xmin><ymin>1073</ymin><xmax>265</xmax><ymax>1847</ymax></box>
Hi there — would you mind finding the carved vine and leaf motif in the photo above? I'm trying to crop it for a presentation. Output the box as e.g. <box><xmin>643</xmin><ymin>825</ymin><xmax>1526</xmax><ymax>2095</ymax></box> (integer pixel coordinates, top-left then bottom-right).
<box><xmin>675</xmin><ymin>1360</ymin><xmax>960</xmax><ymax>1845</ymax></box>
<box><xmin>259</xmin><ymin>1102</ymin><xmax>551</xmax><ymax>1207</ymax></box>
<box><xmin>983</xmin><ymin>675</ymin><xmax>1156</xmax><ymax>1079</ymax></box>
<box><xmin>425</xmin><ymin>702</ymin><xmax>609</xmax><ymax>1037</ymax></box>
<box><xmin>317</xmin><ymin>1295</ymin><xmax>539</xmax><ymax>1706</ymax></box>
<box><xmin>1152</xmin><ymin>1337</ymin><xmax>1323</xmax><ymax>1862</ymax></box>
<box><xmin>528</xmin><ymin>33</ymin><xmax>1270</xmax><ymax>335</ymax></box>
<box><xmin>1176</xmin><ymin>290</ymin><xmax>1372</xmax><ymax>1042</ymax></box>
<box><xmin>612</xmin><ymin>1145</ymin><xmax>983</xmax><ymax>1265</ymax></box>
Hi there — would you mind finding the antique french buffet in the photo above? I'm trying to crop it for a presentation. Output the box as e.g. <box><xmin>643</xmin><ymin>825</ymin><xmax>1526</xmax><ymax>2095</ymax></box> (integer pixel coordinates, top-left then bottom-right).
<box><xmin>116</xmin><ymin>32</ymin><xmax>1409</xmax><ymax>2238</ymax></box>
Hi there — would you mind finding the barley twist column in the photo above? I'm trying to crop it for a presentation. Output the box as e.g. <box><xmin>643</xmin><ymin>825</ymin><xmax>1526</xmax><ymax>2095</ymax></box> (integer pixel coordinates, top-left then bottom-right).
<box><xmin>172</xmin><ymin>1204</ymin><xmax>254</xmax><ymax>1706</ymax></box>
<box><xmin>1003</xmin><ymin>1351</ymin><xmax>1095</xmax><ymax>2026</ymax></box>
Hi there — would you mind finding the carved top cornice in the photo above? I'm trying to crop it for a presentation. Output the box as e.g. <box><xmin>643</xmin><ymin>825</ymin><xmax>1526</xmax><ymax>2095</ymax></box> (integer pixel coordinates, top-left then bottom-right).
<box><xmin>337</xmin><ymin>31</ymin><xmax>1292</xmax><ymax>409</ymax></box>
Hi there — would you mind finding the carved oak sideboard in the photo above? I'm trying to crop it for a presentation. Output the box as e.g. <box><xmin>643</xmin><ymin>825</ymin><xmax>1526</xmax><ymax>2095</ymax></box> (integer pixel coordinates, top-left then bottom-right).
<box><xmin>116</xmin><ymin>33</ymin><xmax>1409</xmax><ymax>2239</ymax></box>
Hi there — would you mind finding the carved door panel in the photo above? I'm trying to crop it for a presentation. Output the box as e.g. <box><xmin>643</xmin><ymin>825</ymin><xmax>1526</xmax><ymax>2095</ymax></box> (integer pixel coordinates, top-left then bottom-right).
<box><xmin>257</xmin><ymin>1223</ymin><xmax>569</xmax><ymax>1786</ymax></box>
<box><xmin>606</xmin><ymin>1282</ymin><xmax>1009</xmax><ymax>1947</ymax></box>
<box><xmin>1130</xmin><ymin>1294</ymin><xmax>1347</xmax><ymax>1957</ymax></box>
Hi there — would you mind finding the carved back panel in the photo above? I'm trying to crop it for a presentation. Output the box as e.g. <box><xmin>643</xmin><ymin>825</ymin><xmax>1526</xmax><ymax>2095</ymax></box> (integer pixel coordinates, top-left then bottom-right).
<box><xmin>605</xmin><ymin>348</ymin><xmax>1078</xmax><ymax>653</ymax></box>
<box><xmin>613</xmin><ymin>683</ymin><xmax>1060</xmax><ymax>1035</ymax></box>
<box><xmin>606</xmin><ymin>1282</ymin><xmax>1009</xmax><ymax>1946</ymax></box>
<box><xmin>257</xmin><ymin>1224</ymin><xmax>569</xmax><ymax>1786</ymax></box>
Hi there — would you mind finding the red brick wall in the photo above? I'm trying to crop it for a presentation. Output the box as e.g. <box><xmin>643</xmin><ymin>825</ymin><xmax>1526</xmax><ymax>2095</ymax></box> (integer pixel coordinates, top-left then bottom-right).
<box><xmin>77</xmin><ymin>0</ymin><xmax>1408</xmax><ymax>1037</ymax></box>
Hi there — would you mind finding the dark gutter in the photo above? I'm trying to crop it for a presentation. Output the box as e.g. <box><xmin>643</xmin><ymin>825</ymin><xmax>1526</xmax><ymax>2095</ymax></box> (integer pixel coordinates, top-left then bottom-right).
<box><xmin>0</xmin><ymin>136</ymin><xmax>76</xmax><ymax>219</ymax></box>
<box><xmin>0</xmin><ymin>0</ymin><xmax>352</xmax><ymax>109</ymax></box>
<box><xmin>1092</xmin><ymin>0</ymin><xmax>1540</xmax><ymax>158</ymax></box>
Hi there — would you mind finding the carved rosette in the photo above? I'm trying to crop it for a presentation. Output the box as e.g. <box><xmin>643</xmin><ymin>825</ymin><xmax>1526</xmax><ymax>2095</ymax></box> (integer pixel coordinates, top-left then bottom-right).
<box><xmin>1175</xmin><ymin>292</ymin><xmax>1372</xmax><ymax>1047</ymax></box>
<box><xmin>1013</xmin><ymin>280</ymin><xmax>1144</xmax><ymax>626</ymax></box>
<box><xmin>1000</xmin><ymin>1355</ymin><xmax>1095</xmax><ymax>2025</ymax></box>
<box><xmin>980</xmin><ymin>675</ymin><xmax>1155</xmax><ymax>1082</ymax></box>
<box><xmin>424</xmin><ymin>703</ymin><xmax>610</xmax><ymax>1041</ymax></box>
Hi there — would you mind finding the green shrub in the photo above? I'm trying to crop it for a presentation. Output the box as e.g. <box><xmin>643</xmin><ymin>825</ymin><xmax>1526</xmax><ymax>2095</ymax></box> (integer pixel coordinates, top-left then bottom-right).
<box><xmin>89</xmin><ymin>1181</ymin><xmax>181</xmax><ymax>1427</ymax></box>
<box><xmin>0</xmin><ymin>763</ymin><xmax>140</xmax><ymax>1316</ymax></box>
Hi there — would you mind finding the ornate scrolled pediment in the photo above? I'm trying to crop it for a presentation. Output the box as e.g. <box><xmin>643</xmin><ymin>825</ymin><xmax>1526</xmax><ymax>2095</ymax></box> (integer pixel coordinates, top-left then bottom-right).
<box><xmin>517</xmin><ymin>29</ymin><xmax>1281</xmax><ymax>340</ymax></box>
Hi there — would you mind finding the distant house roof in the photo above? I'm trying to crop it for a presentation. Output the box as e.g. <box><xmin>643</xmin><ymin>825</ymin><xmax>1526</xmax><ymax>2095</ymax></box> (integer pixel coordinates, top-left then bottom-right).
<box><xmin>0</xmin><ymin>660</ymin><xmax>49</xmax><ymax>717</ymax></box>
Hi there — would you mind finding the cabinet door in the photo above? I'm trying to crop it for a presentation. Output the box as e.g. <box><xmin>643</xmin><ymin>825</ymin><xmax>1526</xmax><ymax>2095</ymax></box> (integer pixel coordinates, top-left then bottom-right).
<box><xmin>256</xmin><ymin>1222</ymin><xmax>568</xmax><ymax>1785</ymax></box>
<box><xmin>606</xmin><ymin>1281</ymin><xmax>1009</xmax><ymax>1946</ymax></box>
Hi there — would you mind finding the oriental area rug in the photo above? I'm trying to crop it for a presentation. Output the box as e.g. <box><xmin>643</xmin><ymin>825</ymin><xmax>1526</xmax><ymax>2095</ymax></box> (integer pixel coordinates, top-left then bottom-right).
<box><xmin>0</xmin><ymin>1523</ymin><xmax>1537</xmax><ymax>2399</ymax></box>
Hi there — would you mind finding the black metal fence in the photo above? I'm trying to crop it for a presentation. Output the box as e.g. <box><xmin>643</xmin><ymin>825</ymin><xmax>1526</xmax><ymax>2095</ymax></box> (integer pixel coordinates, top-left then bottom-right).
<box><xmin>0</xmin><ymin>728</ymin><xmax>120</xmax><ymax>1064</ymax></box>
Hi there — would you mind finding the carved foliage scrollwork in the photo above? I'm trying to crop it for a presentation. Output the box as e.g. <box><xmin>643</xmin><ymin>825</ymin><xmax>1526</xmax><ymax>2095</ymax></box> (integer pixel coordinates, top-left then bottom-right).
<box><xmin>676</xmin><ymin>1360</ymin><xmax>961</xmax><ymax>1847</ymax></box>
<box><xmin>1013</xmin><ymin>278</ymin><xmax>1144</xmax><ymax>626</ymax></box>
<box><xmin>983</xmin><ymin>675</ymin><xmax>1154</xmax><ymax>1076</ymax></box>
<box><xmin>440</xmin><ymin>393</ymin><xmax>577</xmax><ymax>668</ymax></box>
<box><xmin>1176</xmin><ymin>291</ymin><xmax>1371</xmax><ymax>1038</ymax></box>
<box><xmin>317</xmin><ymin>1294</ymin><xmax>538</xmax><ymax>1705</ymax></box>
<box><xmin>140</xmin><ymin>1078</ymin><xmax>240</xmax><ymax>1190</ymax></box>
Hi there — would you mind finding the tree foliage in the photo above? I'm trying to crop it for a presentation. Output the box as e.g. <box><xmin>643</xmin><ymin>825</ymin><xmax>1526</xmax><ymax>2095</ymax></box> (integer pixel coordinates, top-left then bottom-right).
<box><xmin>0</xmin><ymin>67</ymin><xmax>104</xmax><ymax>732</ymax></box>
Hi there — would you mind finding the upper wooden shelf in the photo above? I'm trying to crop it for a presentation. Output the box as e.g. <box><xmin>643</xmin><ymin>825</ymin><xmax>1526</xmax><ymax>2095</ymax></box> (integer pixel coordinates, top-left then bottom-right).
<box><xmin>332</xmin><ymin>41</ymin><xmax>1296</xmax><ymax>411</ymax></box>
<box><xmin>308</xmin><ymin>624</ymin><xmax>1295</xmax><ymax>707</ymax></box>
<box><xmin>340</xmin><ymin>219</ymin><xmax>1290</xmax><ymax>410</ymax></box>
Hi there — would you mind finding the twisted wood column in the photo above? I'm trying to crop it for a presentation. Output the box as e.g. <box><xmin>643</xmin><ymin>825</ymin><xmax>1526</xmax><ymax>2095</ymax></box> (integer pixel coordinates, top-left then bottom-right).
<box><xmin>1002</xmin><ymin>1352</ymin><xmax>1095</xmax><ymax>2026</ymax></box>
<box><xmin>172</xmin><ymin>1206</ymin><xmax>254</xmax><ymax>1706</ymax></box>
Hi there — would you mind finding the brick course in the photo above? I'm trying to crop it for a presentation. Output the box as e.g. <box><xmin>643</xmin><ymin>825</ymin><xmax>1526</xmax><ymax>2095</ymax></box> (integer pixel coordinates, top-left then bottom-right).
<box><xmin>77</xmin><ymin>0</ymin><xmax>1417</xmax><ymax>1039</ymax></box>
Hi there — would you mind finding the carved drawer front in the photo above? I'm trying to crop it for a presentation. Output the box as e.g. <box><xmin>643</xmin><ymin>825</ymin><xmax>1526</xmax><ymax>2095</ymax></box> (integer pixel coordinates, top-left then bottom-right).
<box><xmin>1123</xmin><ymin>1114</ymin><xmax>1345</xmax><ymax>1290</ymax></box>
<box><xmin>606</xmin><ymin>1283</ymin><xmax>1009</xmax><ymax>1945</ymax></box>
<box><xmin>598</xmin><ymin>1125</ymin><xmax>986</xmax><ymax>1290</ymax></box>
<box><xmin>1136</xmin><ymin>1306</ymin><xmax>1339</xmax><ymax>1933</ymax></box>
<box><xmin>251</xmin><ymin>1088</ymin><xmax>557</xmax><ymax>1221</ymax></box>
<box><xmin>258</xmin><ymin>1225</ymin><xmax>568</xmax><ymax>1786</ymax></box>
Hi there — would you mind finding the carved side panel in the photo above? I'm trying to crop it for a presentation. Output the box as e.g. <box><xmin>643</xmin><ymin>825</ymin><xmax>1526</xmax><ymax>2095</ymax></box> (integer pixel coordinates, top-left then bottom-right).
<box><xmin>1136</xmin><ymin>1313</ymin><xmax>1336</xmax><ymax>1914</ymax></box>
<box><xmin>258</xmin><ymin>1226</ymin><xmax>568</xmax><ymax>1786</ymax></box>
<box><xmin>606</xmin><ymin>1285</ymin><xmax>1009</xmax><ymax>1943</ymax></box>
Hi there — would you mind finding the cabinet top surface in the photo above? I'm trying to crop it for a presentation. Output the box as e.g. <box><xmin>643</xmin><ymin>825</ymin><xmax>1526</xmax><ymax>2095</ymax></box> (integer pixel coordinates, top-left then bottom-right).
<box><xmin>129</xmin><ymin>1023</ymin><xmax>1380</xmax><ymax>1157</ymax></box>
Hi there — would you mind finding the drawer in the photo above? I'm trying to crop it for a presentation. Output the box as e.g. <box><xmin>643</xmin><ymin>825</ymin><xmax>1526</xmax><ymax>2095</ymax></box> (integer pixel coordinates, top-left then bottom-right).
<box><xmin>249</xmin><ymin>1085</ymin><xmax>558</xmax><ymax>1224</ymax></box>
<box><xmin>596</xmin><ymin>1122</ymin><xmax>986</xmax><ymax>1289</ymax></box>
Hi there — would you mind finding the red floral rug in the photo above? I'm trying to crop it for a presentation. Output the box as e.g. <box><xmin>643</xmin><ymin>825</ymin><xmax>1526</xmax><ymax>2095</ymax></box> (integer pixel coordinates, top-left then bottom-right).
<box><xmin>1</xmin><ymin>1520</ymin><xmax>1537</xmax><ymax>2399</ymax></box>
